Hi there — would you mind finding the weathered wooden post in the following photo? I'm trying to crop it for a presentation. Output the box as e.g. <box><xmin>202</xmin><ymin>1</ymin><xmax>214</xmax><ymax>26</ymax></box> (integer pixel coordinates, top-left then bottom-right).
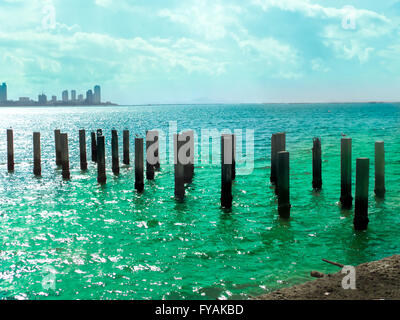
<box><xmin>147</xmin><ymin>130</ymin><xmax>160</xmax><ymax>177</ymax></box>
<box><xmin>274</xmin><ymin>133</ymin><xmax>286</xmax><ymax>195</ymax></box>
<box><xmin>174</xmin><ymin>134</ymin><xmax>185</xmax><ymax>201</ymax></box>
<box><xmin>60</xmin><ymin>133</ymin><xmax>70</xmax><ymax>180</ymax></box>
<box><xmin>146</xmin><ymin>131</ymin><xmax>156</xmax><ymax>180</ymax></box>
<box><xmin>96</xmin><ymin>130</ymin><xmax>103</xmax><ymax>165</ymax></box>
<box><xmin>270</xmin><ymin>134</ymin><xmax>277</xmax><ymax>184</ymax></box>
<box><xmin>374</xmin><ymin>141</ymin><xmax>385</xmax><ymax>198</ymax></box>
<box><xmin>183</xmin><ymin>130</ymin><xmax>194</xmax><ymax>183</ymax></box>
<box><xmin>91</xmin><ymin>131</ymin><xmax>97</xmax><ymax>163</ymax></box>
<box><xmin>221</xmin><ymin>134</ymin><xmax>233</xmax><ymax>209</ymax></box>
<box><xmin>232</xmin><ymin>134</ymin><xmax>236</xmax><ymax>181</ymax></box>
<box><xmin>123</xmin><ymin>130</ymin><xmax>130</xmax><ymax>165</ymax></box>
<box><xmin>33</xmin><ymin>132</ymin><xmax>41</xmax><ymax>176</ymax></box>
<box><xmin>135</xmin><ymin>137</ymin><xmax>144</xmax><ymax>192</ymax></box>
<box><xmin>340</xmin><ymin>138</ymin><xmax>353</xmax><ymax>209</ymax></box>
<box><xmin>7</xmin><ymin>129</ymin><xmax>14</xmax><ymax>172</ymax></box>
<box><xmin>354</xmin><ymin>158</ymin><xmax>370</xmax><ymax>230</ymax></box>
<box><xmin>271</xmin><ymin>133</ymin><xmax>286</xmax><ymax>186</ymax></box>
<box><xmin>312</xmin><ymin>138</ymin><xmax>322</xmax><ymax>190</ymax></box>
<box><xmin>111</xmin><ymin>129</ymin><xmax>120</xmax><ymax>175</ymax></box>
<box><xmin>155</xmin><ymin>132</ymin><xmax>161</xmax><ymax>172</ymax></box>
<box><xmin>54</xmin><ymin>129</ymin><xmax>62</xmax><ymax>166</ymax></box>
<box><xmin>277</xmin><ymin>151</ymin><xmax>291</xmax><ymax>219</ymax></box>
<box><xmin>79</xmin><ymin>129</ymin><xmax>88</xmax><ymax>171</ymax></box>
<box><xmin>97</xmin><ymin>135</ymin><xmax>106</xmax><ymax>184</ymax></box>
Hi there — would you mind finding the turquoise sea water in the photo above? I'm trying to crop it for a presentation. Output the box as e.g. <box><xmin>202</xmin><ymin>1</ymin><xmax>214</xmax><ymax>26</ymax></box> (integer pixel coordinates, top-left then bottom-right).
<box><xmin>0</xmin><ymin>103</ymin><xmax>399</xmax><ymax>300</ymax></box>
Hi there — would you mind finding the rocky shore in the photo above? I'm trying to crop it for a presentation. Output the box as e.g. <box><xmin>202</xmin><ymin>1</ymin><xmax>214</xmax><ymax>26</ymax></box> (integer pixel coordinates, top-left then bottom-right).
<box><xmin>256</xmin><ymin>255</ymin><xmax>400</xmax><ymax>300</ymax></box>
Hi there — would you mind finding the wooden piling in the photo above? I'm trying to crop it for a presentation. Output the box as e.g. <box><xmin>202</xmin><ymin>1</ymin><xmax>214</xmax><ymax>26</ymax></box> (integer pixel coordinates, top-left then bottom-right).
<box><xmin>155</xmin><ymin>132</ymin><xmax>160</xmax><ymax>172</ymax></box>
<box><xmin>97</xmin><ymin>135</ymin><xmax>106</xmax><ymax>184</ymax></box>
<box><xmin>183</xmin><ymin>130</ymin><xmax>194</xmax><ymax>184</ymax></box>
<box><xmin>232</xmin><ymin>134</ymin><xmax>236</xmax><ymax>181</ymax></box>
<box><xmin>354</xmin><ymin>158</ymin><xmax>370</xmax><ymax>231</ymax></box>
<box><xmin>312</xmin><ymin>138</ymin><xmax>322</xmax><ymax>190</ymax></box>
<box><xmin>123</xmin><ymin>130</ymin><xmax>130</xmax><ymax>165</ymax></box>
<box><xmin>277</xmin><ymin>151</ymin><xmax>291</xmax><ymax>219</ymax></box>
<box><xmin>135</xmin><ymin>137</ymin><xmax>144</xmax><ymax>192</ymax></box>
<box><xmin>340</xmin><ymin>138</ymin><xmax>353</xmax><ymax>209</ymax></box>
<box><xmin>271</xmin><ymin>133</ymin><xmax>286</xmax><ymax>186</ymax></box>
<box><xmin>174</xmin><ymin>134</ymin><xmax>185</xmax><ymax>201</ymax></box>
<box><xmin>221</xmin><ymin>134</ymin><xmax>233</xmax><ymax>209</ymax></box>
<box><xmin>148</xmin><ymin>130</ymin><xmax>160</xmax><ymax>172</ymax></box>
<box><xmin>111</xmin><ymin>129</ymin><xmax>120</xmax><ymax>175</ymax></box>
<box><xmin>91</xmin><ymin>131</ymin><xmax>97</xmax><ymax>163</ymax></box>
<box><xmin>54</xmin><ymin>129</ymin><xmax>61</xmax><ymax>166</ymax></box>
<box><xmin>7</xmin><ymin>129</ymin><xmax>14</xmax><ymax>172</ymax></box>
<box><xmin>33</xmin><ymin>132</ymin><xmax>41</xmax><ymax>176</ymax></box>
<box><xmin>60</xmin><ymin>133</ymin><xmax>70</xmax><ymax>180</ymax></box>
<box><xmin>146</xmin><ymin>131</ymin><xmax>157</xmax><ymax>180</ymax></box>
<box><xmin>270</xmin><ymin>134</ymin><xmax>277</xmax><ymax>184</ymax></box>
<box><xmin>79</xmin><ymin>129</ymin><xmax>88</xmax><ymax>171</ymax></box>
<box><xmin>374</xmin><ymin>141</ymin><xmax>385</xmax><ymax>198</ymax></box>
<box><xmin>274</xmin><ymin>133</ymin><xmax>286</xmax><ymax>195</ymax></box>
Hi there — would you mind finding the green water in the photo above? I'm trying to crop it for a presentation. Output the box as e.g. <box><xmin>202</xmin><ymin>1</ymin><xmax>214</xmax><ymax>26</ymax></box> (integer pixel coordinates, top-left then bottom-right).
<box><xmin>0</xmin><ymin>103</ymin><xmax>399</xmax><ymax>300</ymax></box>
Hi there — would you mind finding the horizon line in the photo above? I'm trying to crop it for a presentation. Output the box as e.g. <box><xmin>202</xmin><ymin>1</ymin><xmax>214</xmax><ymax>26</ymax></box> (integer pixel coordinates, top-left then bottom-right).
<box><xmin>117</xmin><ymin>100</ymin><xmax>400</xmax><ymax>106</ymax></box>
<box><xmin>2</xmin><ymin>101</ymin><xmax>400</xmax><ymax>108</ymax></box>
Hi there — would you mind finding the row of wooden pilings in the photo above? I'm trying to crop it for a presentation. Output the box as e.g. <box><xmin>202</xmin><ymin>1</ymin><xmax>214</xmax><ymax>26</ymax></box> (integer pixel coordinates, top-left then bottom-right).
<box><xmin>268</xmin><ymin>133</ymin><xmax>386</xmax><ymax>230</ymax></box>
<box><xmin>5</xmin><ymin>129</ymin><xmax>385</xmax><ymax>230</ymax></box>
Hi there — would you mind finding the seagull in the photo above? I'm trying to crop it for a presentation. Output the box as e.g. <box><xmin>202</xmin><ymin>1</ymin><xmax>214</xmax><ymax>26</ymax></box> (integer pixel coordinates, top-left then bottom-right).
<box><xmin>341</xmin><ymin>133</ymin><xmax>347</xmax><ymax>137</ymax></box>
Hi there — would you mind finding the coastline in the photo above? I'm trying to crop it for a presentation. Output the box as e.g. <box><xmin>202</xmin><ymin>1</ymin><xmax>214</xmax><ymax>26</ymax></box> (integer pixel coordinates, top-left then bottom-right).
<box><xmin>255</xmin><ymin>255</ymin><xmax>400</xmax><ymax>300</ymax></box>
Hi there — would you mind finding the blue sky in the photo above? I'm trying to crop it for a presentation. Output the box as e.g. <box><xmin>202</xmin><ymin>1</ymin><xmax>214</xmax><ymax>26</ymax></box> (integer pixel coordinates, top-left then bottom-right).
<box><xmin>1</xmin><ymin>0</ymin><xmax>400</xmax><ymax>104</ymax></box>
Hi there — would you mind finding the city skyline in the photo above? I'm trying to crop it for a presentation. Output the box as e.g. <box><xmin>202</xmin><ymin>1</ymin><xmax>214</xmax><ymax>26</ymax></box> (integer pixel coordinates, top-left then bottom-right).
<box><xmin>0</xmin><ymin>83</ymin><xmax>113</xmax><ymax>106</ymax></box>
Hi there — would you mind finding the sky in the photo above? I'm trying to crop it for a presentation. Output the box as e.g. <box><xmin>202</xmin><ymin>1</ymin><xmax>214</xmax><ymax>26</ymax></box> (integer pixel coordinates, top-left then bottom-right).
<box><xmin>1</xmin><ymin>0</ymin><xmax>400</xmax><ymax>104</ymax></box>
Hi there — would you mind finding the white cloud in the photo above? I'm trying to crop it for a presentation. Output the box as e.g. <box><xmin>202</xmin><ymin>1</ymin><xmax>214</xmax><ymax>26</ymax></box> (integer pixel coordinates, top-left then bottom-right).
<box><xmin>322</xmin><ymin>25</ymin><xmax>376</xmax><ymax>64</ymax></box>
<box><xmin>251</xmin><ymin>0</ymin><xmax>389</xmax><ymax>22</ymax></box>
<box><xmin>311</xmin><ymin>58</ymin><xmax>330</xmax><ymax>73</ymax></box>
<box><xmin>233</xmin><ymin>35</ymin><xmax>302</xmax><ymax>79</ymax></box>
<box><xmin>0</xmin><ymin>28</ymin><xmax>227</xmax><ymax>88</ymax></box>
<box><xmin>158</xmin><ymin>0</ymin><xmax>245</xmax><ymax>41</ymax></box>
<box><xmin>94</xmin><ymin>0</ymin><xmax>112</xmax><ymax>8</ymax></box>
<box><xmin>252</xmin><ymin>0</ymin><xmax>393</xmax><ymax>64</ymax></box>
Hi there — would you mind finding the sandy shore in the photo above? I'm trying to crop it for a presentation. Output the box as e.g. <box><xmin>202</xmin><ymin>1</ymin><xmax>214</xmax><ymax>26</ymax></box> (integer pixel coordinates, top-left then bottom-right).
<box><xmin>256</xmin><ymin>255</ymin><xmax>400</xmax><ymax>300</ymax></box>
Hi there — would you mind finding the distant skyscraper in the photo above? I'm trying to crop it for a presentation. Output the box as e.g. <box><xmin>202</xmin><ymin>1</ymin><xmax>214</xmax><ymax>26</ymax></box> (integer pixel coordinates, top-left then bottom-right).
<box><xmin>0</xmin><ymin>82</ymin><xmax>7</xmax><ymax>102</ymax></box>
<box><xmin>62</xmin><ymin>90</ymin><xmax>69</xmax><ymax>102</ymax></box>
<box><xmin>86</xmin><ymin>90</ymin><xmax>93</xmax><ymax>105</ymax></box>
<box><xmin>94</xmin><ymin>85</ymin><xmax>101</xmax><ymax>104</ymax></box>
<box><xmin>71</xmin><ymin>90</ymin><xmax>76</xmax><ymax>102</ymax></box>
<box><xmin>38</xmin><ymin>93</ymin><xmax>47</xmax><ymax>104</ymax></box>
<box><xmin>52</xmin><ymin>96</ymin><xmax>57</xmax><ymax>102</ymax></box>
<box><xmin>78</xmin><ymin>94</ymin><xmax>84</xmax><ymax>102</ymax></box>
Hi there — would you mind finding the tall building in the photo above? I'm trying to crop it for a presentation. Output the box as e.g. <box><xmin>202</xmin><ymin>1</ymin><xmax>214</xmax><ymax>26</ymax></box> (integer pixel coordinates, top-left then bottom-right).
<box><xmin>0</xmin><ymin>82</ymin><xmax>7</xmax><ymax>102</ymax></box>
<box><xmin>52</xmin><ymin>96</ymin><xmax>57</xmax><ymax>102</ymax></box>
<box><xmin>71</xmin><ymin>90</ymin><xmax>76</xmax><ymax>102</ymax></box>
<box><xmin>38</xmin><ymin>93</ymin><xmax>47</xmax><ymax>104</ymax></box>
<box><xmin>62</xmin><ymin>90</ymin><xmax>69</xmax><ymax>102</ymax></box>
<box><xmin>78</xmin><ymin>94</ymin><xmax>84</xmax><ymax>102</ymax></box>
<box><xmin>86</xmin><ymin>90</ymin><xmax>93</xmax><ymax>105</ymax></box>
<box><xmin>94</xmin><ymin>85</ymin><xmax>101</xmax><ymax>104</ymax></box>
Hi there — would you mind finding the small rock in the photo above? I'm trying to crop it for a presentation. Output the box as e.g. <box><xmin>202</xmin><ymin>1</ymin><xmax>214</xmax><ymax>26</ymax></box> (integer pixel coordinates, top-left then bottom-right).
<box><xmin>310</xmin><ymin>271</ymin><xmax>325</xmax><ymax>278</ymax></box>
